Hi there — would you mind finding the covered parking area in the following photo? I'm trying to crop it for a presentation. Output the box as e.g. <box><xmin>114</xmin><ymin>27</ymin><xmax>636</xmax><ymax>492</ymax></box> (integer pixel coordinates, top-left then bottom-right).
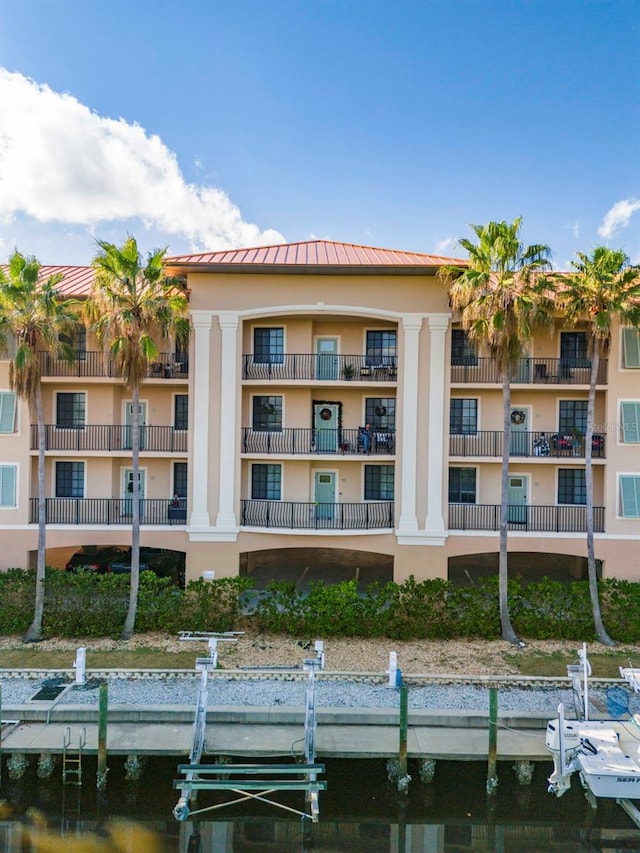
<box><xmin>448</xmin><ymin>551</ymin><xmax>601</xmax><ymax>587</ymax></box>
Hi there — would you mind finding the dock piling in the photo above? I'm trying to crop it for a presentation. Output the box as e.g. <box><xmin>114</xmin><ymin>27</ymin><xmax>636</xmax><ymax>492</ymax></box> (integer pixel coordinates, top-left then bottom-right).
<box><xmin>486</xmin><ymin>687</ymin><xmax>498</xmax><ymax>794</ymax></box>
<box><xmin>97</xmin><ymin>681</ymin><xmax>108</xmax><ymax>790</ymax></box>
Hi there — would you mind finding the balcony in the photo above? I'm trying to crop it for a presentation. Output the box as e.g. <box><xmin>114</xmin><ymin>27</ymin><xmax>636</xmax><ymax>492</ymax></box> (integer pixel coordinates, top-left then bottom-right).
<box><xmin>31</xmin><ymin>425</ymin><xmax>188</xmax><ymax>453</ymax></box>
<box><xmin>448</xmin><ymin>503</ymin><xmax>605</xmax><ymax>532</ymax></box>
<box><xmin>242</xmin><ymin>428</ymin><xmax>395</xmax><ymax>455</ymax></box>
<box><xmin>29</xmin><ymin>498</ymin><xmax>187</xmax><ymax>525</ymax></box>
<box><xmin>449</xmin><ymin>431</ymin><xmax>606</xmax><ymax>459</ymax></box>
<box><xmin>240</xmin><ymin>500</ymin><xmax>394</xmax><ymax>529</ymax></box>
<box><xmin>37</xmin><ymin>351</ymin><xmax>188</xmax><ymax>379</ymax></box>
<box><xmin>242</xmin><ymin>354</ymin><xmax>397</xmax><ymax>382</ymax></box>
<box><xmin>450</xmin><ymin>358</ymin><xmax>607</xmax><ymax>385</ymax></box>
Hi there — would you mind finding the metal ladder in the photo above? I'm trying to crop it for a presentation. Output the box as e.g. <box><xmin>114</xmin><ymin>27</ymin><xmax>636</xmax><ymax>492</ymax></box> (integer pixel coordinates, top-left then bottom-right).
<box><xmin>62</xmin><ymin>726</ymin><xmax>86</xmax><ymax>785</ymax></box>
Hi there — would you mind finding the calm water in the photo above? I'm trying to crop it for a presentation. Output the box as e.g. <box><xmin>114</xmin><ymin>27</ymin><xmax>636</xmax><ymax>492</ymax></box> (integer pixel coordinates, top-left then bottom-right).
<box><xmin>1</xmin><ymin>757</ymin><xmax>638</xmax><ymax>852</ymax></box>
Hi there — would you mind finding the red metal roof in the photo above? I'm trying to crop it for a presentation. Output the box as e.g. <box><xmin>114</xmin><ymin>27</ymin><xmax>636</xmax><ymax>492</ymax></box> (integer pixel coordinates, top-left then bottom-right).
<box><xmin>165</xmin><ymin>240</ymin><xmax>466</xmax><ymax>270</ymax></box>
<box><xmin>0</xmin><ymin>265</ymin><xmax>96</xmax><ymax>297</ymax></box>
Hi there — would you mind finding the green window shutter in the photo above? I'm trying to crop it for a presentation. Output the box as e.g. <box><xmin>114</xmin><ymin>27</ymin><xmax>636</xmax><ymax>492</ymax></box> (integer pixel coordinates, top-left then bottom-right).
<box><xmin>620</xmin><ymin>475</ymin><xmax>640</xmax><ymax>518</ymax></box>
<box><xmin>620</xmin><ymin>402</ymin><xmax>640</xmax><ymax>443</ymax></box>
<box><xmin>623</xmin><ymin>329</ymin><xmax>640</xmax><ymax>368</ymax></box>
<box><xmin>0</xmin><ymin>465</ymin><xmax>17</xmax><ymax>507</ymax></box>
<box><xmin>0</xmin><ymin>393</ymin><xmax>16</xmax><ymax>433</ymax></box>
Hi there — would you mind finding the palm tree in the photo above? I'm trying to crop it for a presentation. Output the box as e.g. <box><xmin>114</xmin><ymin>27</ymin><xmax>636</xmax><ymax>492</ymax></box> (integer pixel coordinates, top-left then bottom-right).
<box><xmin>439</xmin><ymin>218</ymin><xmax>554</xmax><ymax>644</ymax></box>
<box><xmin>558</xmin><ymin>247</ymin><xmax>640</xmax><ymax>646</ymax></box>
<box><xmin>0</xmin><ymin>251</ymin><xmax>77</xmax><ymax>642</ymax></box>
<box><xmin>89</xmin><ymin>236</ymin><xmax>189</xmax><ymax>640</ymax></box>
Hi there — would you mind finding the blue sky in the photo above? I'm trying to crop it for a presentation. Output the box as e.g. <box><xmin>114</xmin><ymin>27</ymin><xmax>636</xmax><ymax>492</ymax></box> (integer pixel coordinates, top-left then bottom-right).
<box><xmin>0</xmin><ymin>0</ymin><xmax>638</xmax><ymax>268</ymax></box>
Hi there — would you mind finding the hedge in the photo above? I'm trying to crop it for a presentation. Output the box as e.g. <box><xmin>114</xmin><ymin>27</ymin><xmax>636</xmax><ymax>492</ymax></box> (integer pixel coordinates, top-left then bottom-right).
<box><xmin>0</xmin><ymin>569</ymin><xmax>639</xmax><ymax>642</ymax></box>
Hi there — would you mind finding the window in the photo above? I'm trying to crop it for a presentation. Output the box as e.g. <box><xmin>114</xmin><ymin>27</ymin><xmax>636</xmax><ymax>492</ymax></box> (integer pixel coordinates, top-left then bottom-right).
<box><xmin>558</xmin><ymin>400</ymin><xmax>587</xmax><ymax>435</ymax></box>
<box><xmin>620</xmin><ymin>475</ymin><xmax>640</xmax><ymax>517</ymax></box>
<box><xmin>252</xmin><ymin>396</ymin><xmax>282</xmax><ymax>431</ymax></box>
<box><xmin>558</xmin><ymin>469</ymin><xmax>586</xmax><ymax>505</ymax></box>
<box><xmin>56</xmin><ymin>392</ymin><xmax>85</xmax><ymax>429</ymax></box>
<box><xmin>251</xmin><ymin>464</ymin><xmax>281</xmax><ymax>500</ymax></box>
<box><xmin>448</xmin><ymin>467</ymin><xmax>476</xmax><ymax>503</ymax></box>
<box><xmin>0</xmin><ymin>465</ymin><xmax>17</xmax><ymax>507</ymax></box>
<box><xmin>620</xmin><ymin>402</ymin><xmax>640</xmax><ymax>443</ymax></box>
<box><xmin>451</xmin><ymin>329</ymin><xmax>477</xmax><ymax>366</ymax></box>
<box><xmin>60</xmin><ymin>324</ymin><xmax>87</xmax><ymax>358</ymax></box>
<box><xmin>560</xmin><ymin>332</ymin><xmax>590</xmax><ymax>367</ymax></box>
<box><xmin>364</xmin><ymin>465</ymin><xmax>394</xmax><ymax>500</ymax></box>
<box><xmin>450</xmin><ymin>399</ymin><xmax>478</xmax><ymax>434</ymax></box>
<box><xmin>622</xmin><ymin>329</ymin><xmax>640</xmax><ymax>368</ymax></box>
<box><xmin>173</xmin><ymin>462</ymin><xmax>188</xmax><ymax>497</ymax></box>
<box><xmin>0</xmin><ymin>392</ymin><xmax>17</xmax><ymax>433</ymax></box>
<box><xmin>253</xmin><ymin>327</ymin><xmax>284</xmax><ymax>364</ymax></box>
<box><xmin>366</xmin><ymin>330</ymin><xmax>397</xmax><ymax>365</ymax></box>
<box><xmin>55</xmin><ymin>461</ymin><xmax>84</xmax><ymax>498</ymax></box>
<box><xmin>364</xmin><ymin>398</ymin><xmax>396</xmax><ymax>430</ymax></box>
<box><xmin>174</xmin><ymin>395</ymin><xmax>188</xmax><ymax>430</ymax></box>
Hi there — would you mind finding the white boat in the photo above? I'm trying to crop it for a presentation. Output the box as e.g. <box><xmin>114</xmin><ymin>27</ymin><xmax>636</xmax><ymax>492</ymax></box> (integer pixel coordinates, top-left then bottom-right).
<box><xmin>546</xmin><ymin>711</ymin><xmax>640</xmax><ymax>799</ymax></box>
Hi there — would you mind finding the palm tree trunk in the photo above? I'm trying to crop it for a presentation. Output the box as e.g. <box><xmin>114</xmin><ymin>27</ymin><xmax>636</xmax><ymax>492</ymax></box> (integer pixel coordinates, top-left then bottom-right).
<box><xmin>24</xmin><ymin>386</ymin><xmax>46</xmax><ymax>642</ymax></box>
<box><xmin>499</xmin><ymin>371</ymin><xmax>520</xmax><ymax>644</ymax></box>
<box><xmin>585</xmin><ymin>344</ymin><xmax>614</xmax><ymax>645</ymax></box>
<box><xmin>121</xmin><ymin>386</ymin><xmax>141</xmax><ymax>640</ymax></box>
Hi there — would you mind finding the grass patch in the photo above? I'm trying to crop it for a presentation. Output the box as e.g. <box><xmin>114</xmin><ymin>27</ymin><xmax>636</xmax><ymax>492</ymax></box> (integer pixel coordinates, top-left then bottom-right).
<box><xmin>505</xmin><ymin>649</ymin><xmax>640</xmax><ymax>679</ymax></box>
<box><xmin>0</xmin><ymin>648</ymin><xmax>200</xmax><ymax>670</ymax></box>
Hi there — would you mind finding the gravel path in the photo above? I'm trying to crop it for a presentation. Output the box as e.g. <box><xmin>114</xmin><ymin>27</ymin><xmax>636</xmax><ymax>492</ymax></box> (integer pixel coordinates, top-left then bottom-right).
<box><xmin>2</xmin><ymin>675</ymin><xmax>638</xmax><ymax>716</ymax></box>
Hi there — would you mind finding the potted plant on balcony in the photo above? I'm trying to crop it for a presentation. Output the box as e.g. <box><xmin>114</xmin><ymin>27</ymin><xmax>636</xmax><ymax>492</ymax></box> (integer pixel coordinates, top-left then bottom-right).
<box><xmin>343</xmin><ymin>363</ymin><xmax>355</xmax><ymax>380</ymax></box>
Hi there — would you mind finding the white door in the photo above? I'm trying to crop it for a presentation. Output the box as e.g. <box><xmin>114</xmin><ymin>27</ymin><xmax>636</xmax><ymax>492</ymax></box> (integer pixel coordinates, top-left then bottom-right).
<box><xmin>314</xmin><ymin>471</ymin><xmax>336</xmax><ymax>520</ymax></box>
<box><xmin>509</xmin><ymin>408</ymin><xmax>529</xmax><ymax>456</ymax></box>
<box><xmin>507</xmin><ymin>475</ymin><xmax>527</xmax><ymax>524</ymax></box>
<box><xmin>122</xmin><ymin>468</ymin><xmax>146</xmax><ymax>516</ymax></box>
<box><xmin>124</xmin><ymin>401</ymin><xmax>147</xmax><ymax>450</ymax></box>
<box><xmin>316</xmin><ymin>338</ymin><xmax>339</xmax><ymax>380</ymax></box>
<box><xmin>314</xmin><ymin>403</ymin><xmax>339</xmax><ymax>453</ymax></box>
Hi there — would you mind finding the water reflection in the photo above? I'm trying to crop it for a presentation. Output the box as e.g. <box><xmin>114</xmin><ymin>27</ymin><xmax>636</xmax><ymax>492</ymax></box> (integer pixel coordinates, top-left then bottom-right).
<box><xmin>0</xmin><ymin>758</ymin><xmax>637</xmax><ymax>852</ymax></box>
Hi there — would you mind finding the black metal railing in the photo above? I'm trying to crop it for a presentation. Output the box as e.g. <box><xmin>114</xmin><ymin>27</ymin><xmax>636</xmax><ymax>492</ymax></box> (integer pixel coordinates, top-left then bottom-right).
<box><xmin>241</xmin><ymin>427</ymin><xmax>395</xmax><ymax>455</ymax></box>
<box><xmin>450</xmin><ymin>357</ymin><xmax>608</xmax><ymax>385</ymax></box>
<box><xmin>37</xmin><ymin>351</ymin><xmax>188</xmax><ymax>379</ymax></box>
<box><xmin>448</xmin><ymin>503</ymin><xmax>605</xmax><ymax>532</ymax></box>
<box><xmin>240</xmin><ymin>500</ymin><xmax>394</xmax><ymax>529</ymax></box>
<box><xmin>449</xmin><ymin>430</ymin><xmax>606</xmax><ymax>459</ymax></box>
<box><xmin>242</xmin><ymin>353</ymin><xmax>398</xmax><ymax>381</ymax></box>
<box><xmin>31</xmin><ymin>425</ymin><xmax>188</xmax><ymax>452</ymax></box>
<box><xmin>29</xmin><ymin>497</ymin><xmax>187</xmax><ymax>525</ymax></box>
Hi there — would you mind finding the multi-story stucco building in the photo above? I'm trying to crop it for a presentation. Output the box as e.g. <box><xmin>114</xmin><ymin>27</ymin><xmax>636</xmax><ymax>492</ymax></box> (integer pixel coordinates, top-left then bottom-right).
<box><xmin>1</xmin><ymin>240</ymin><xmax>638</xmax><ymax>584</ymax></box>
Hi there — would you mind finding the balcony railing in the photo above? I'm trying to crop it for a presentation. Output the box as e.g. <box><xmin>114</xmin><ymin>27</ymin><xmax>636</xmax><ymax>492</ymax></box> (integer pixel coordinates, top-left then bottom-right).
<box><xmin>242</xmin><ymin>354</ymin><xmax>397</xmax><ymax>382</ymax></box>
<box><xmin>37</xmin><ymin>351</ymin><xmax>188</xmax><ymax>379</ymax></box>
<box><xmin>31</xmin><ymin>425</ymin><xmax>188</xmax><ymax>452</ymax></box>
<box><xmin>242</xmin><ymin>427</ymin><xmax>395</xmax><ymax>455</ymax></box>
<box><xmin>448</xmin><ymin>503</ymin><xmax>605</xmax><ymax>532</ymax></box>
<box><xmin>450</xmin><ymin>358</ymin><xmax>607</xmax><ymax>385</ymax></box>
<box><xmin>29</xmin><ymin>498</ymin><xmax>187</xmax><ymax>525</ymax></box>
<box><xmin>240</xmin><ymin>500</ymin><xmax>394</xmax><ymax>529</ymax></box>
<box><xmin>449</xmin><ymin>431</ymin><xmax>606</xmax><ymax>459</ymax></box>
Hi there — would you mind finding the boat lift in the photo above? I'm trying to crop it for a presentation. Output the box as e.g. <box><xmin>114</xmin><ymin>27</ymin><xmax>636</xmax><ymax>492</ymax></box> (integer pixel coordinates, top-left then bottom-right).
<box><xmin>173</xmin><ymin>636</ymin><xmax>327</xmax><ymax>824</ymax></box>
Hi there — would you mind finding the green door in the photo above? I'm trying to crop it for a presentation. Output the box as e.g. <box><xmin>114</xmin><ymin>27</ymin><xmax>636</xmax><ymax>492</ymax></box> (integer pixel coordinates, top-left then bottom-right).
<box><xmin>314</xmin><ymin>471</ymin><xmax>336</xmax><ymax>521</ymax></box>
<box><xmin>509</xmin><ymin>408</ymin><xmax>529</xmax><ymax>456</ymax></box>
<box><xmin>316</xmin><ymin>338</ymin><xmax>339</xmax><ymax>380</ymax></box>
<box><xmin>507</xmin><ymin>475</ymin><xmax>527</xmax><ymax>524</ymax></box>
<box><xmin>314</xmin><ymin>403</ymin><xmax>339</xmax><ymax>453</ymax></box>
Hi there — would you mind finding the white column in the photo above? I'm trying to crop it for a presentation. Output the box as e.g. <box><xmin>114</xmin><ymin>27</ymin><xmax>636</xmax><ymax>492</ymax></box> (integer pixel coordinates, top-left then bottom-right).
<box><xmin>397</xmin><ymin>315</ymin><xmax>422</xmax><ymax>533</ymax></box>
<box><xmin>425</xmin><ymin>314</ymin><xmax>450</xmax><ymax>535</ymax></box>
<box><xmin>189</xmin><ymin>312</ymin><xmax>213</xmax><ymax>529</ymax></box>
<box><xmin>215</xmin><ymin>314</ymin><xmax>240</xmax><ymax>530</ymax></box>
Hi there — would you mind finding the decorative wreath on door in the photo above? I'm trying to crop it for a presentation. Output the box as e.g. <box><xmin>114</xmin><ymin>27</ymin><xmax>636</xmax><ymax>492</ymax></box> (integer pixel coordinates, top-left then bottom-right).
<box><xmin>319</xmin><ymin>407</ymin><xmax>333</xmax><ymax>420</ymax></box>
<box><xmin>374</xmin><ymin>405</ymin><xmax>387</xmax><ymax>417</ymax></box>
<box><xmin>262</xmin><ymin>403</ymin><xmax>276</xmax><ymax>415</ymax></box>
<box><xmin>511</xmin><ymin>410</ymin><xmax>526</xmax><ymax>425</ymax></box>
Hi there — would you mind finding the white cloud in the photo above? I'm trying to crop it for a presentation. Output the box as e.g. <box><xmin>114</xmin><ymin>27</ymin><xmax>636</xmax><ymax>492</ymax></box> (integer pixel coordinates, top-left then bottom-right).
<box><xmin>435</xmin><ymin>236</ymin><xmax>459</xmax><ymax>254</ymax></box>
<box><xmin>598</xmin><ymin>198</ymin><xmax>640</xmax><ymax>240</ymax></box>
<box><xmin>567</xmin><ymin>220</ymin><xmax>580</xmax><ymax>239</ymax></box>
<box><xmin>0</xmin><ymin>68</ymin><xmax>285</xmax><ymax>252</ymax></box>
